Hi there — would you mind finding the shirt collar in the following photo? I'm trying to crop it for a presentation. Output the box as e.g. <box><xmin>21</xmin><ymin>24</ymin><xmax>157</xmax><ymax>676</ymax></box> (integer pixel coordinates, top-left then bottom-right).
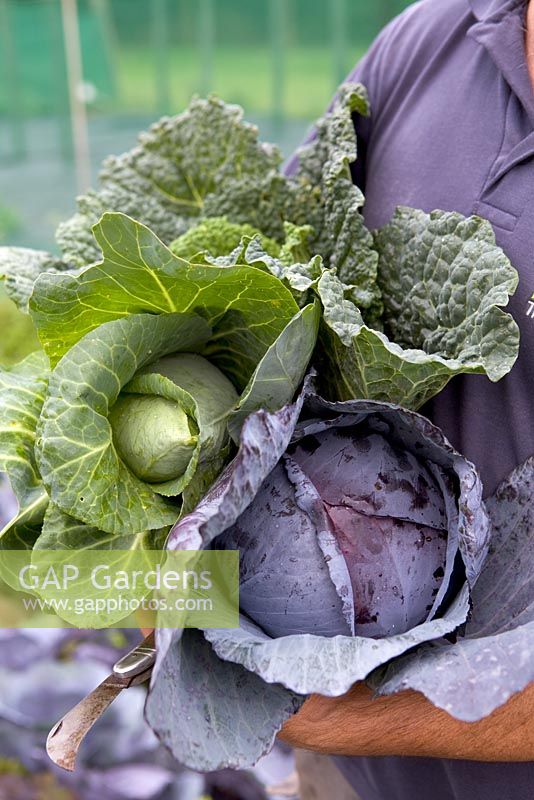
<box><xmin>468</xmin><ymin>0</ymin><xmax>534</xmax><ymax>123</ymax></box>
<box><xmin>468</xmin><ymin>0</ymin><xmax>525</xmax><ymax>22</ymax></box>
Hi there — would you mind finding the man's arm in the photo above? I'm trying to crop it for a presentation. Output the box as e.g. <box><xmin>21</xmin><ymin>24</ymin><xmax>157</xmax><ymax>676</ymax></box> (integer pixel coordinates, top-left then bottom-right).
<box><xmin>279</xmin><ymin>682</ymin><xmax>534</xmax><ymax>762</ymax></box>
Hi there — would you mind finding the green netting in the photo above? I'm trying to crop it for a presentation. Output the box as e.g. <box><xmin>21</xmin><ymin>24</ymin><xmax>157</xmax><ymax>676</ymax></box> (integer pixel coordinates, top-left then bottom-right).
<box><xmin>0</xmin><ymin>0</ymin><xmax>413</xmax><ymax>121</ymax></box>
<box><xmin>0</xmin><ymin>0</ymin><xmax>115</xmax><ymax>116</ymax></box>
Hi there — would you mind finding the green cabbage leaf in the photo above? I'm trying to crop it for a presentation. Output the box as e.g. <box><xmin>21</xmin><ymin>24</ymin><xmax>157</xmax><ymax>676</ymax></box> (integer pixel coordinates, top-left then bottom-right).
<box><xmin>312</xmin><ymin>209</ymin><xmax>519</xmax><ymax>408</ymax></box>
<box><xmin>0</xmin><ymin>213</ymin><xmax>319</xmax><ymax>554</ymax></box>
<box><xmin>56</xmin><ymin>96</ymin><xmax>291</xmax><ymax>267</ymax></box>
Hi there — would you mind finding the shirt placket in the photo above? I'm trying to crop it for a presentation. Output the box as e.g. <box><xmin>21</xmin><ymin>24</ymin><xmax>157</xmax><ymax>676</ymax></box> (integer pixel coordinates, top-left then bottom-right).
<box><xmin>468</xmin><ymin>0</ymin><xmax>534</xmax><ymax>230</ymax></box>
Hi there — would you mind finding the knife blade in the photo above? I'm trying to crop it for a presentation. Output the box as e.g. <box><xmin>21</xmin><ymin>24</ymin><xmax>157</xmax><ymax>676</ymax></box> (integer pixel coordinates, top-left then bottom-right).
<box><xmin>46</xmin><ymin>632</ymin><xmax>156</xmax><ymax>772</ymax></box>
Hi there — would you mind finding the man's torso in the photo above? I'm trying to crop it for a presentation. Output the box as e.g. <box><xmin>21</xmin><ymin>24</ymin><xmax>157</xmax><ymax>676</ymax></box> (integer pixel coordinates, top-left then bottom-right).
<box><xmin>333</xmin><ymin>1</ymin><xmax>534</xmax><ymax>797</ymax></box>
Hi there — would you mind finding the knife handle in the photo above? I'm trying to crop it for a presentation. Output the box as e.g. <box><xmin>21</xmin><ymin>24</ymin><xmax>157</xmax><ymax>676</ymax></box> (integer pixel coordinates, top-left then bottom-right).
<box><xmin>113</xmin><ymin>631</ymin><xmax>156</xmax><ymax>679</ymax></box>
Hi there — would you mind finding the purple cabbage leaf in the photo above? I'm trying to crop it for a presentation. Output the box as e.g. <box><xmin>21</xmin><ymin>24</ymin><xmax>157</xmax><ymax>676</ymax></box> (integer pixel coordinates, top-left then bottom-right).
<box><xmin>146</xmin><ymin>384</ymin><xmax>489</xmax><ymax>770</ymax></box>
<box><xmin>369</xmin><ymin>455</ymin><xmax>534</xmax><ymax>720</ymax></box>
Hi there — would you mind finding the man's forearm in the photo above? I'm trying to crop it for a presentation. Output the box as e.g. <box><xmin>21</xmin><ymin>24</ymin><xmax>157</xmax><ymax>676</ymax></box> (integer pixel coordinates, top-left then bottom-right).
<box><xmin>279</xmin><ymin>682</ymin><xmax>534</xmax><ymax>762</ymax></box>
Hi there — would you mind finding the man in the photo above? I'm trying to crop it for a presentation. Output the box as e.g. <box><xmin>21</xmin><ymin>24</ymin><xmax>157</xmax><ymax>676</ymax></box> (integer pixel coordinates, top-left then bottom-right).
<box><xmin>280</xmin><ymin>1</ymin><xmax>534</xmax><ymax>798</ymax></box>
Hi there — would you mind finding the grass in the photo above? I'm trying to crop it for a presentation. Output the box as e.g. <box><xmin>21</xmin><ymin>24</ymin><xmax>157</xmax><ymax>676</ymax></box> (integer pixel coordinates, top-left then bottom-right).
<box><xmin>1</xmin><ymin>43</ymin><xmax>367</xmax><ymax>120</ymax></box>
<box><xmin>0</xmin><ymin>204</ymin><xmax>20</xmax><ymax>241</ymax></box>
<box><xmin>108</xmin><ymin>44</ymin><xmax>367</xmax><ymax>119</ymax></box>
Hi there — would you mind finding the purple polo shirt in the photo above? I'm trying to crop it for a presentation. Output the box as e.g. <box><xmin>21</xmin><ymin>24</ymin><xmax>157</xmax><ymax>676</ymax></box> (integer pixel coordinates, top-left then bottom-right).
<box><xmin>297</xmin><ymin>0</ymin><xmax>534</xmax><ymax>797</ymax></box>
<box><xmin>348</xmin><ymin>0</ymin><xmax>534</xmax><ymax>501</ymax></box>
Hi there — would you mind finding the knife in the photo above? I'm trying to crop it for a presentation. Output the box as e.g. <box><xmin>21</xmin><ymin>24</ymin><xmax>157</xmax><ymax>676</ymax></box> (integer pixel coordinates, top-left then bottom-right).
<box><xmin>46</xmin><ymin>632</ymin><xmax>156</xmax><ymax>772</ymax></box>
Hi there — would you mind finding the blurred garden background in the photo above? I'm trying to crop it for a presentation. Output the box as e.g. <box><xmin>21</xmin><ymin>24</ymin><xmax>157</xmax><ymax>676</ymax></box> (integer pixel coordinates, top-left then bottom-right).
<box><xmin>0</xmin><ymin>0</ymin><xmax>413</xmax><ymax>253</ymax></box>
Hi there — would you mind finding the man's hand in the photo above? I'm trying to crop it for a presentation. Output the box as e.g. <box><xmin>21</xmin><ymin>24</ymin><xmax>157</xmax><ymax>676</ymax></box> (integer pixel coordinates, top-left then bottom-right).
<box><xmin>279</xmin><ymin>682</ymin><xmax>534</xmax><ymax>762</ymax></box>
